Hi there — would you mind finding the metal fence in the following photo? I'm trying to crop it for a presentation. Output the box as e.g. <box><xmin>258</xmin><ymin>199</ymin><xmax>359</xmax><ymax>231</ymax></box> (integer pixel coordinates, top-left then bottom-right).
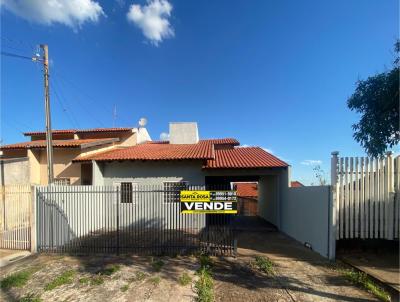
<box><xmin>36</xmin><ymin>184</ymin><xmax>236</xmax><ymax>256</ymax></box>
<box><xmin>0</xmin><ymin>184</ymin><xmax>32</xmax><ymax>250</ymax></box>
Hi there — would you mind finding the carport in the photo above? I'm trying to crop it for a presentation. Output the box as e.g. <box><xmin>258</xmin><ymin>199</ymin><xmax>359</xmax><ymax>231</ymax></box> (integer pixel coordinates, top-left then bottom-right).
<box><xmin>203</xmin><ymin>147</ymin><xmax>291</xmax><ymax>230</ymax></box>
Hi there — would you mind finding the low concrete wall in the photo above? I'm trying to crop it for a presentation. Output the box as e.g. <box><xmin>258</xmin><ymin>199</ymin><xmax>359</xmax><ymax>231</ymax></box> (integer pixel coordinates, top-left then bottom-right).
<box><xmin>281</xmin><ymin>186</ymin><xmax>331</xmax><ymax>258</ymax></box>
<box><xmin>0</xmin><ymin>157</ymin><xmax>30</xmax><ymax>185</ymax></box>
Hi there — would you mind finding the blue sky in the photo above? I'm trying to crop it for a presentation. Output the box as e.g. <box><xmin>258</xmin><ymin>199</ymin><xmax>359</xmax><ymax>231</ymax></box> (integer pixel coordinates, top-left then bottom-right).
<box><xmin>0</xmin><ymin>0</ymin><xmax>398</xmax><ymax>184</ymax></box>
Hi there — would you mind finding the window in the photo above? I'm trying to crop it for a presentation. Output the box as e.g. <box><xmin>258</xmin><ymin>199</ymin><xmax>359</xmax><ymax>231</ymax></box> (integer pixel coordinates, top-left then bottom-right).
<box><xmin>163</xmin><ymin>181</ymin><xmax>188</xmax><ymax>203</ymax></box>
<box><xmin>115</xmin><ymin>182</ymin><xmax>138</xmax><ymax>204</ymax></box>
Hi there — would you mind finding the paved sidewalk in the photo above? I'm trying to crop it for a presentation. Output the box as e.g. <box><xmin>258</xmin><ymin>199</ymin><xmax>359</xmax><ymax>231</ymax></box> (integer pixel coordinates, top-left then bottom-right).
<box><xmin>339</xmin><ymin>250</ymin><xmax>399</xmax><ymax>293</ymax></box>
<box><xmin>0</xmin><ymin>249</ymin><xmax>31</xmax><ymax>268</ymax></box>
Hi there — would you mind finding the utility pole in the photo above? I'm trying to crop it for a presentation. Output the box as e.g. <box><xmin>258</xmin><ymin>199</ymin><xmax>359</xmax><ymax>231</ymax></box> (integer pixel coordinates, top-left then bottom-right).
<box><xmin>40</xmin><ymin>44</ymin><xmax>54</xmax><ymax>184</ymax></box>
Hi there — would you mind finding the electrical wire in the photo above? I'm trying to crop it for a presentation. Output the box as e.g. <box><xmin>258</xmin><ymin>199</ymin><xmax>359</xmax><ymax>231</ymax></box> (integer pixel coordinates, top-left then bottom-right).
<box><xmin>1</xmin><ymin>36</ymin><xmax>36</xmax><ymax>55</ymax></box>
<box><xmin>50</xmin><ymin>79</ymin><xmax>81</xmax><ymax>128</ymax></box>
<box><xmin>1</xmin><ymin>51</ymin><xmax>33</xmax><ymax>61</ymax></box>
<box><xmin>52</xmin><ymin>68</ymin><xmax>109</xmax><ymax>127</ymax></box>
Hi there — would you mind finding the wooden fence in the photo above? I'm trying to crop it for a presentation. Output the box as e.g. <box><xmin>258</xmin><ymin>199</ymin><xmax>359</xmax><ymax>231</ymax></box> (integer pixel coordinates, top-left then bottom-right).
<box><xmin>0</xmin><ymin>184</ymin><xmax>32</xmax><ymax>250</ymax></box>
<box><xmin>332</xmin><ymin>152</ymin><xmax>399</xmax><ymax>240</ymax></box>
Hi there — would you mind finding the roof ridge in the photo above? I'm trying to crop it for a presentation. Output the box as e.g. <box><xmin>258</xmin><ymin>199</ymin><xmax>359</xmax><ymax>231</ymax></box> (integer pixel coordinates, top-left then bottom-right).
<box><xmin>24</xmin><ymin>127</ymin><xmax>134</xmax><ymax>136</ymax></box>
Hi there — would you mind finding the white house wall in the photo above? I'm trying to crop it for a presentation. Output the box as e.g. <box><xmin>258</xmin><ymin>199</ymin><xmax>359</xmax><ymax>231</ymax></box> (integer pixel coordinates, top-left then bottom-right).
<box><xmin>281</xmin><ymin>186</ymin><xmax>331</xmax><ymax>258</ymax></box>
<box><xmin>0</xmin><ymin>157</ymin><xmax>30</xmax><ymax>185</ymax></box>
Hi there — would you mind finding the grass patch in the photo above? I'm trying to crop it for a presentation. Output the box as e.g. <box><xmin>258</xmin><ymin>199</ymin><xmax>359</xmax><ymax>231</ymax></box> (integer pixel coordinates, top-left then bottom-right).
<box><xmin>90</xmin><ymin>274</ymin><xmax>105</xmax><ymax>286</ymax></box>
<box><xmin>78</xmin><ymin>274</ymin><xmax>104</xmax><ymax>286</ymax></box>
<box><xmin>120</xmin><ymin>284</ymin><xmax>129</xmax><ymax>292</ymax></box>
<box><xmin>195</xmin><ymin>266</ymin><xmax>214</xmax><ymax>302</ymax></box>
<box><xmin>19</xmin><ymin>293</ymin><xmax>43</xmax><ymax>302</ymax></box>
<box><xmin>1</xmin><ymin>269</ymin><xmax>35</xmax><ymax>290</ymax></box>
<box><xmin>151</xmin><ymin>259</ymin><xmax>165</xmax><ymax>272</ymax></box>
<box><xmin>100</xmin><ymin>264</ymin><xmax>121</xmax><ymax>276</ymax></box>
<box><xmin>44</xmin><ymin>270</ymin><xmax>76</xmax><ymax>291</ymax></box>
<box><xmin>252</xmin><ymin>256</ymin><xmax>274</xmax><ymax>275</ymax></box>
<box><xmin>79</xmin><ymin>277</ymin><xmax>91</xmax><ymax>285</ymax></box>
<box><xmin>199</xmin><ymin>255</ymin><xmax>213</xmax><ymax>268</ymax></box>
<box><xmin>342</xmin><ymin>269</ymin><xmax>390</xmax><ymax>302</ymax></box>
<box><xmin>135</xmin><ymin>271</ymin><xmax>147</xmax><ymax>281</ymax></box>
<box><xmin>178</xmin><ymin>272</ymin><xmax>192</xmax><ymax>286</ymax></box>
<box><xmin>149</xmin><ymin>276</ymin><xmax>161</xmax><ymax>285</ymax></box>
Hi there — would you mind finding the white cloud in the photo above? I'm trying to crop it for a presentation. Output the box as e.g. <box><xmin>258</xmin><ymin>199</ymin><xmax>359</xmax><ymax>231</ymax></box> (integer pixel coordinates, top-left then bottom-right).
<box><xmin>301</xmin><ymin>159</ymin><xmax>322</xmax><ymax>166</ymax></box>
<box><xmin>160</xmin><ymin>132</ymin><xmax>169</xmax><ymax>141</ymax></box>
<box><xmin>127</xmin><ymin>0</ymin><xmax>174</xmax><ymax>46</ymax></box>
<box><xmin>1</xmin><ymin>0</ymin><xmax>104</xmax><ymax>28</ymax></box>
<box><xmin>262</xmin><ymin>147</ymin><xmax>274</xmax><ymax>154</ymax></box>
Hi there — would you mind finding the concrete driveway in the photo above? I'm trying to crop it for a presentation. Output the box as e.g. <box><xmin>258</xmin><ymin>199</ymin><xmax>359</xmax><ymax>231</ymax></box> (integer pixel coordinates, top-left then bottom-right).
<box><xmin>0</xmin><ymin>249</ymin><xmax>30</xmax><ymax>268</ymax></box>
<box><xmin>212</xmin><ymin>230</ymin><xmax>380</xmax><ymax>302</ymax></box>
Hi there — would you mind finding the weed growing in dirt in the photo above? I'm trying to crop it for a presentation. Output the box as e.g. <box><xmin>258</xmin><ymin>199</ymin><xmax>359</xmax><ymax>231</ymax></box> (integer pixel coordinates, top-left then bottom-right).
<box><xmin>252</xmin><ymin>256</ymin><xmax>274</xmax><ymax>275</ymax></box>
<box><xmin>45</xmin><ymin>270</ymin><xmax>76</xmax><ymax>291</ymax></box>
<box><xmin>100</xmin><ymin>264</ymin><xmax>121</xmax><ymax>276</ymax></box>
<box><xmin>135</xmin><ymin>271</ymin><xmax>147</xmax><ymax>281</ymax></box>
<box><xmin>199</xmin><ymin>255</ymin><xmax>213</xmax><ymax>268</ymax></box>
<box><xmin>195</xmin><ymin>267</ymin><xmax>214</xmax><ymax>302</ymax></box>
<box><xmin>342</xmin><ymin>269</ymin><xmax>390</xmax><ymax>302</ymax></box>
<box><xmin>78</xmin><ymin>274</ymin><xmax>104</xmax><ymax>286</ymax></box>
<box><xmin>149</xmin><ymin>276</ymin><xmax>161</xmax><ymax>285</ymax></box>
<box><xmin>79</xmin><ymin>277</ymin><xmax>90</xmax><ymax>285</ymax></box>
<box><xmin>120</xmin><ymin>284</ymin><xmax>129</xmax><ymax>292</ymax></box>
<box><xmin>178</xmin><ymin>272</ymin><xmax>192</xmax><ymax>286</ymax></box>
<box><xmin>19</xmin><ymin>293</ymin><xmax>43</xmax><ymax>302</ymax></box>
<box><xmin>90</xmin><ymin>274</ymin><xmax>105</xmax><ymax>286</ymax></box>
<box><xmin>1</xmin><ymin>270</ymin><xmax>34</xmax><ymax>290</ymax></box>
<box><xmin>151</xmin><ymin>259</ymin><xmax>165</xmax><ymax>272</ymax></box>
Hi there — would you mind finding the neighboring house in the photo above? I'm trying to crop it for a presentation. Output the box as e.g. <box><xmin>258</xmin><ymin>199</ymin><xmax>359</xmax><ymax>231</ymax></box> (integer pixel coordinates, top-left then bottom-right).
<box><xmin>234</xmin><ymin>182</ymin><xmax>258</xmax><ymax>216</ymax></box>
<box><xmin>290</xmin><ymin>181</ymin><xmax>305</xmax><ymax>187</ymax></box>
<box><xmin>73</xmin><ymin>122</ymin><xmax>290</xmax><ymax>227</ymax></box>
<box><xmin>0</xmin><ymin>127</ymin><xmax>151</xmax><ymax>185</ymax></box>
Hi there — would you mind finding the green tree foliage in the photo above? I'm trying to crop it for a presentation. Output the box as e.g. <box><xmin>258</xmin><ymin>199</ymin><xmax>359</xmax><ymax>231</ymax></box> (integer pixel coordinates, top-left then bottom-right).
<box><xmin>347</xmin><ymin>41</ymin><xmax>399</xmax><ymax>157</ymax></box>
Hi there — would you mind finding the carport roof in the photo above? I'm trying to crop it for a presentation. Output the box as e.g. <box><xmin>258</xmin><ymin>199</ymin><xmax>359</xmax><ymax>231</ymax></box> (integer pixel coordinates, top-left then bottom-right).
<box><xmin>204</xmin><ymin>147</ymin><xmax>288</xmax><ymax>169</ymax></box>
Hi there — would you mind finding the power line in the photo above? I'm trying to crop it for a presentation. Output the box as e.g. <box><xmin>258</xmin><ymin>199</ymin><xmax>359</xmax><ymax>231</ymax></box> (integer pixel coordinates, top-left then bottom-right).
<box><xmin>0</xmin><ymin>36</ymin><xmax>35</xmax><ymax>53</ymax></box>
<box><xmin>1</xmin><ymin>51</ymin><xmax>33</xmax><ymax>61</ymax></box>
<box><xmin>50</xmin><ymin>79</ymin><xmax>80</xmax><ymax>128</ymax></box>
<box><xmin>52</xmin><ymin>68</ymin><xmax>109</xmax><ymax>127</ymax></box>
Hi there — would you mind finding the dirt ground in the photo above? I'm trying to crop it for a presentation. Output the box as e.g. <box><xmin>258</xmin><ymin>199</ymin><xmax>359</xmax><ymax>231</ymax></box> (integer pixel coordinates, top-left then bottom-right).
<box><xmin>0</xmin><ymin>231</ymin><xmax>382</xmax><ymax>302</ymax></box>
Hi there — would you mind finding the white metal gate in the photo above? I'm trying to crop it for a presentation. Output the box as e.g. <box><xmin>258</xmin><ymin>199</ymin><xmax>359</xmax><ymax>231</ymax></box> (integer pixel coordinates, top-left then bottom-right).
<box><xmin>332</xmin><ymin>152</ymin><xmax>399</xmax><ymax>240</ymax></box>
<box><xmin>0</xmin><ymin>185</ymin><xmax>32</xmax><ymax>250</ymax></box>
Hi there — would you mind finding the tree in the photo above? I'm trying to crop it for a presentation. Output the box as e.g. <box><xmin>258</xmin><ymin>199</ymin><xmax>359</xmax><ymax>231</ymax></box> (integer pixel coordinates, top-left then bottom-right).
<box><xmin>347</xmin><ymin>41</ymin><xmax>399</xmax><ymax>157</ymax></box>
<box><xmin>312</xmin><ymin>165</ymin><xmax>327</xmax><ymax>186</ymax></box>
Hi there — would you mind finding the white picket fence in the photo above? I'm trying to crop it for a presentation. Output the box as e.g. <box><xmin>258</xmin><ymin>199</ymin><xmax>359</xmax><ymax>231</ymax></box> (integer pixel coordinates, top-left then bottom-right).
<box><xmin>332</xmin><ymin>152</ymin><xmax>399</xmax><ymax>240</ymax></box>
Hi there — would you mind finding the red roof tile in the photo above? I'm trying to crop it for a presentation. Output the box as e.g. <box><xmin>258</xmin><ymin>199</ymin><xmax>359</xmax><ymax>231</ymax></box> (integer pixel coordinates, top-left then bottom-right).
<box><xmin>291</xmin><ymin>181</ymin><xmax>304</xmax><ymax>187</ymax></box>
<box><xmin>146</xmin><ymin>138</ymin><xmax>240</xmax><ymax>145</ymax></box>
<box><xmin>24</xmin><ymin>128</ymin><xmax>132</xmax><ymax>136</ymax></box>
<box><xmin>74</xmin><ymin>140</ymin><xmax>214</xmax><ymax>162</ymax></box>
<box><xmin>0</xmin><ymin>138</ymin><xmax>117</xmax><ymax>150</ymax></box>
<box><xmin>235</xmin><ymin>183</ymin><xmax>258</xmax><ymax>198</ymax></box>
<box><xmin>202</xmin><ymin>138</ymin><xmax>240</xmax><ymax>145</ymax></box>
<box><xmin>204</xmin><ymin>147</ymin><xmax>288</xmax><ymax>169</ymax></box>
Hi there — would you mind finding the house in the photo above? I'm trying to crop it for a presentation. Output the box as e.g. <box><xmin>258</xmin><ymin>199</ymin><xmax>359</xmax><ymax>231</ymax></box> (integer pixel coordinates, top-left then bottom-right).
<box><xmin>0</xmin><ymin>127</ymin><xmax>151</xmax><ymax>185</ymax></box>
<box><xmin>234</xmin><ymin>182</ymin><xmax>258</xmax><ymax>216</ymax></box>
<box><xmin>73</xmin><ymin>122</ymin><xmax>290</xmax><ymax>228</ymax></box>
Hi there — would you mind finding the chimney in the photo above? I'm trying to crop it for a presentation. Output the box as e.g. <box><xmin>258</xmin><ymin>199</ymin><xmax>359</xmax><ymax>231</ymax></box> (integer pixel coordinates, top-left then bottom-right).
<box><xmin>169</xmin><ymin>122</ymin><xmax>199</xmax><ymax>144</ymax></box>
